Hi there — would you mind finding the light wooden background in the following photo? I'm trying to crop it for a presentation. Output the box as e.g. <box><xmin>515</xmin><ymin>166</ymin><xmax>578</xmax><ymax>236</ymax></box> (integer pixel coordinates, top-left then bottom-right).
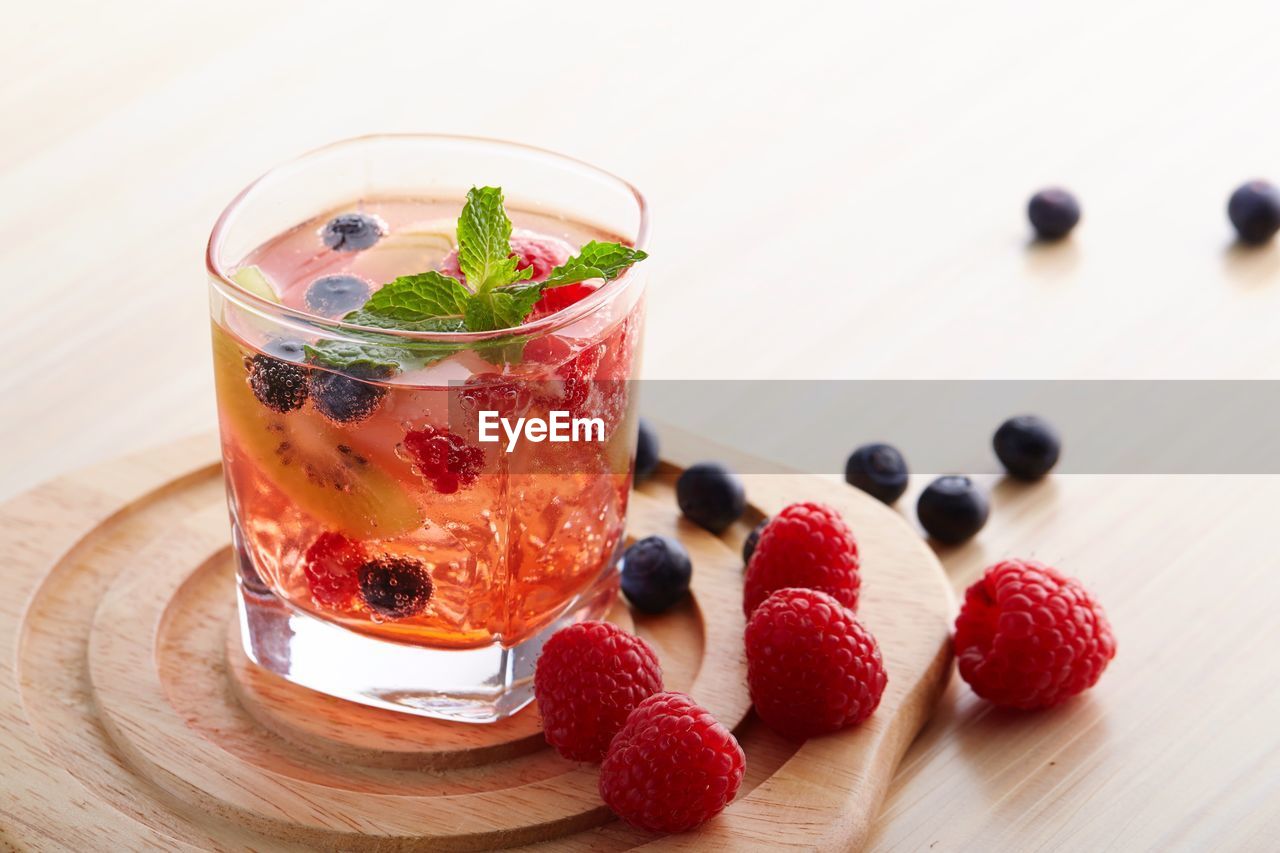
<box><xmin>3</xmin><ymin>1</ymin><xmax>1279</xmax><ymax>850</ymax></box>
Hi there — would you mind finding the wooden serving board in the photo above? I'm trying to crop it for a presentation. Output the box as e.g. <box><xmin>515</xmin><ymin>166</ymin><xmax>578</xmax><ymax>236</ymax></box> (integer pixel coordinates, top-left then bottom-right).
<box><xmin>0</xmin><ymin>433</ymin><xmax>953</xmax><ymax>851</ymax></box>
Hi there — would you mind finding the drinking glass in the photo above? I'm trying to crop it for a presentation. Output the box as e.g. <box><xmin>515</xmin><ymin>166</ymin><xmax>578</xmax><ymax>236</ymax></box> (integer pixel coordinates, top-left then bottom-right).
<box><xmin>206</xmin><ymin>135</ymin><xmax>648</xmax><ymax>722</ymax></box>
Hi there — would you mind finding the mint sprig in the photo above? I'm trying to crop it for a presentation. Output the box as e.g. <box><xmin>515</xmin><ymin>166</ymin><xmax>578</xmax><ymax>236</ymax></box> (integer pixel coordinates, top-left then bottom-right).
<box><xmin>541</xmin><ymin>241</ymin><xmax>648</xmax><ymax>288</ymax></box>
<box><xmin>361</xmin><ymin>271</ymin><xmax>471</xmax><ymax>321</ymax></box>
<box><xmin>306</xmin><ymin>185</ymin><xmax>647</xmax><ymax>374</ymax></box>
<box><xmin>457</xmin><ymin>186</ymin><xmax>533</xmax><ymax>294</ymax></box>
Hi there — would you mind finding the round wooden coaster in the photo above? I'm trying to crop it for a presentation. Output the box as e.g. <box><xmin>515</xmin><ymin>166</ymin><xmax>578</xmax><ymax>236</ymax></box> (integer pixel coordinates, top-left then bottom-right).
<box><xmin>222</xmin><ymin>588</ymin><xmax>629</xmax><ymax>771</ymax></box>
<box><xmin>0</xmin><ymin>435</ymin><xmax>953</xmax><ymax>851</ymax></box>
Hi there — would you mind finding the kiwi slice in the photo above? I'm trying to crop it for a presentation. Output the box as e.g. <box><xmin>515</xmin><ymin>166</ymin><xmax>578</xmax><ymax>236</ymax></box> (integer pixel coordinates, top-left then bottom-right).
<box><xmin>213</xmin><ymin>327</ymin><xmax>421</xmax><ymax>538</ymax></box>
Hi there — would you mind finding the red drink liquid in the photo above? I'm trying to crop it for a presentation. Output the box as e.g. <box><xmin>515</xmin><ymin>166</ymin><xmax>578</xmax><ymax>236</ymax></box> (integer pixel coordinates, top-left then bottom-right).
<box><xmin>213</xmin><ymin>198</ymin><xmax>643</xmax><ymax>650</ymax></box>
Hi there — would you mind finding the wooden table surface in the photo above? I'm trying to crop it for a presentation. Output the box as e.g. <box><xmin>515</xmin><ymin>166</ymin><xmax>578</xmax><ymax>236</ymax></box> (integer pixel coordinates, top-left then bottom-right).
<box><xmin>4</xmin><ymin>2</ymin><xmax>1279</xmax><ymax>850</ymax></box>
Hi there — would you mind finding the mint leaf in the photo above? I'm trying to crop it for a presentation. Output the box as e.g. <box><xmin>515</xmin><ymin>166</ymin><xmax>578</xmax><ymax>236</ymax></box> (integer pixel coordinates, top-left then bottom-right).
<box><xmin>542</xmin><ymin>241</ymin><xmax>648</xmax><ymax>288</ymax></box>
<box><xmin>465</xmin><ymin>284</ymin><xmax>545</xmax><ymax>333</ymax></box>
<box><xmin>306</xmin><ymin>334</ymin><xmax>464</xmax><ymax>375</ymax></box>
<box><xmin>344</xmin><ymin>310</ymin><xmax>466</xmax><ymax>333</ymax></box>
<box><xmin>361</xmin><ymin>271</ymin><xmax>470</xmax><ymax>321</ymax></box>
<box><xmin>304</xmin><ymin>340</ymin><xmax>403</xmax><ymax>377</ymax></box>
<box><xmin>456</xmin><ymin>186</ymin><xmax>532</xmax><ymax>294</ymax></box>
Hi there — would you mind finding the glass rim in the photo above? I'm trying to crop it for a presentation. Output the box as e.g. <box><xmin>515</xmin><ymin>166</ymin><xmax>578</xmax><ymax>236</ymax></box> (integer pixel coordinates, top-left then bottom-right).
<box><xmin>205</xmin><ymin>133</ymin><xmax>650</xmax><ymax>343</ymax></box>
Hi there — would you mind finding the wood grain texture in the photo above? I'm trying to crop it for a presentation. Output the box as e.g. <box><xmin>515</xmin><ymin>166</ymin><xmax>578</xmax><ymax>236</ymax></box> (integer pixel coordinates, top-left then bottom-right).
<box><xmin>5</xmin><ymin>2</ymin><xmax>1280</xmax><ymax>849</ymax></box>
<box><xmin>10</xmin><ymin>0</ymin><xmax>1280</xmax><ymax>497</ymax></box>
<box><xmin>0</xmin><ymin>439</ymin><xmax>950</xmax><ymax>850</ymax></box>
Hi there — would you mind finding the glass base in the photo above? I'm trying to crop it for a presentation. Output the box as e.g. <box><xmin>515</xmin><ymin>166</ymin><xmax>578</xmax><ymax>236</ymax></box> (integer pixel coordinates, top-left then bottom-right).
<box><xmin>235</xmin><ymin>574</ymin><xmax>618</xmax><ymax>724</ymax></box>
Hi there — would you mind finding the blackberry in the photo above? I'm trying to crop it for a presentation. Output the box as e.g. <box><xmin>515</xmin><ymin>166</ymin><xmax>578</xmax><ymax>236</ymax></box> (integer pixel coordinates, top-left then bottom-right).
<box><xmin>844</xmin><ymin>442</ymin><xmax>909</xmax><ymax>504</ymax></box>
<box><xmin>321</xmin><ymin>212</ymin><xmax>385</xmax><ymax>252</ymax></box>
<box><xmin>993</xmin><ymin>415</ymin><xmax>1061</xmax><ymax>480</ymax></box>
<box><xmin>634</xmin><ymin>418</ymin><xmax>660</xmax><ymax>483</ymax></box>
<box><xmin>247</xmin><ymin>354</ymin><xmax>308</xmax><ymax>413</ymax></box>
<box><xmin>1028</xmin><ymin>188</ymin><xmax>1081</xmax><ymax>239</ymax></box>
<box><xmin>676</xmin><ymin>462</ymin><xmax>746</xmax><ymax>534</ymax></box>
<box><xmin>308</xmin><ymin>370</ymin><xmax>387</xmax><ymax>423</ymax></box>
<box><xmin>1227</xmin><ymin>180</ymin><xmax>1280</xmax><ymax>244</ymax></box>
<box><xmin>305</xmin><ymin>274</ymin><xmax>371</xmax><ymax>316</ymax></box>
<box><xmin>620</xmin><ymin>535</ymin><xmax>693</xmax><ymax>614</ymax></box>
<box><xmin>917</xmin><ymin>475</ymin><xmax>989</xmax><ymax>544</ymax></box>
<box><xmin>358</xmin><ymin>556</ymin><xmax>433</xmax><ymax>619</ymax></box>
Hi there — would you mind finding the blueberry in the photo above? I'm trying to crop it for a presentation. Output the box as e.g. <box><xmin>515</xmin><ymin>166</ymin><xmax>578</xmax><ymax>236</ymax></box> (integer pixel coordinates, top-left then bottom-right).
<box><xmin>247</xmin><ymin>354</ymin><xmax>308</xmax><ymax>413</ymax></box>
<box><xmin>917</xmin><ymin>475</ymin><xmax>989</xmax><ymax>544</ymax></box>
<box><xmin>634</xmin><ymin>418</ymin><xmax>660</xmax><ymax>483</ymax></box>
<box><xmin>358</xmin><ymin>556</ymin><xmax>433</xmax><ymax>619</ymax></box>
<box><xmin>305</xmin><ymin>275</ymin><xmax>371</xmax><ymax>316</ymax></box>
<box><xmin>263</xmin><ymin>338</ymin><xmax>307</xmax><ymax>363</ymax></box>
<box><xmin>1228</xmin><ymin>180</ymin><xmax>1280</xmax><ymax>244</ymax></box>
<box><xmin>742</xmin><ymin>517</ymin><xmax>769</xmax><ymax>563</ymax></box>
<box><xmin>844</xmin><ymin>442</ymin><xmax>909</xmax><ymax>504</ymax></box>
<box><xmin>321</xmin><ymin>212</ymin><xmax>385</xmax><ymax>252</ymax></box>
<box><xmin>1028</xmin><ymin>188</ymin><xmax>1081</xmax><ymax>240</ymax></box>
<box><xmin>620</xmin><ymin>535</ymin><xmax>693</xmax><ymax>614</ymax></box>
<box><xmin>676</xmin><ymin>462</ymin><xmax>746</xmax><ymax>534</ymax></box>
<box><xmin>994</xmin><ymin>415</ymin><xmax>1061</xmax><ymax>480</ymax></box>
<box><xmin>308</xmin><ymin>370</ymin><xmax>387</xmax><ymax>423</ymax></box>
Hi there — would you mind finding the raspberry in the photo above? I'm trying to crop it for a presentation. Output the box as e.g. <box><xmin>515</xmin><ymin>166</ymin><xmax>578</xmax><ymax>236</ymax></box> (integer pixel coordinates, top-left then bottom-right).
<box><xmin>599</xmin><ymin>692</ymin><xmax>745</xmax><ymax>833</ymax></box>
<box><xmin>743</xmin><ymin>502</ymin><xmax>860</xmax><ymax>615</ymax></box>
<box><xmin>954</xmin><ymin>559</ymin><xmax>1116</xmax><ymax>710</ymax></box>
<box><xmin>439</xmin><ymin>235</ymin><xmax>570</xmax><ymax>285</ymax></box>
<box><xmin>545</xmin><ymin>342</ymin><xmax>630</xmax><ymax>435</ymax></box>
<box><xmin>510</xmin><ymin>235</ymin><xmax>570</xmax><ymax>281</ymax></box>
<box><xmin>403</xmin><ymin>425</ymin><xmax>484</xmax><ymax>494</ymax></box>
<box><xmin>534</xmin><ymin>621</ymin><xmax>663</xmax><ymax>762</ymax></box>
<box><xmin>523</xmin><ymin>335</ymin><xmax>572</xmax><ymax>366</ymax></box>
<box><xmin>303</xmin><ymin>532</ymin><xmax>365</xmax><ymax>607</ymax></box>
<box><xmin>358</xmin><ymin>556</ymin><xmax>433</xmax><ymax>619</ymax></box>
<box><xmin>558</xmin><ymin>343</ymin><xmax>605</xmax><ymax>418</ymax></box>
<box><xmin>457</xmin><ymin>373</ymin><xmax>532</xmax><ymax>421</ymax></box>
<box><xmin>745</xmin><ymin>588</ymin><xmax>887</xmax><ymax>740</ymax></box>
<box><xmin>534</xmin><ymin>281</ymin><xmax>598</xmax><ymax>316</ymax></box>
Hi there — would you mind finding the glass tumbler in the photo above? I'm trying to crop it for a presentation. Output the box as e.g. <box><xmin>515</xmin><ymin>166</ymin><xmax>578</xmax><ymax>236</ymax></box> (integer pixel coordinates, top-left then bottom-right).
<box><xmin>206</xmin><ymin>135</ymin><xmax>648</xmax><ymax>722</ymax></box>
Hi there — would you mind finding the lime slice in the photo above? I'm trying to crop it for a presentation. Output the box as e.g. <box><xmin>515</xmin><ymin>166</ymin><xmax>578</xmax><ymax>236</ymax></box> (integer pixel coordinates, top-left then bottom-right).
<box><xmin>231</xmin><ymin>265</ymin><xmax>280</xmax><ymax>303</ymax></box>
<box><xmin>382</xmin><ymin>218</ymin><xmax>456</xmax><ymax>252</ymax></box>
